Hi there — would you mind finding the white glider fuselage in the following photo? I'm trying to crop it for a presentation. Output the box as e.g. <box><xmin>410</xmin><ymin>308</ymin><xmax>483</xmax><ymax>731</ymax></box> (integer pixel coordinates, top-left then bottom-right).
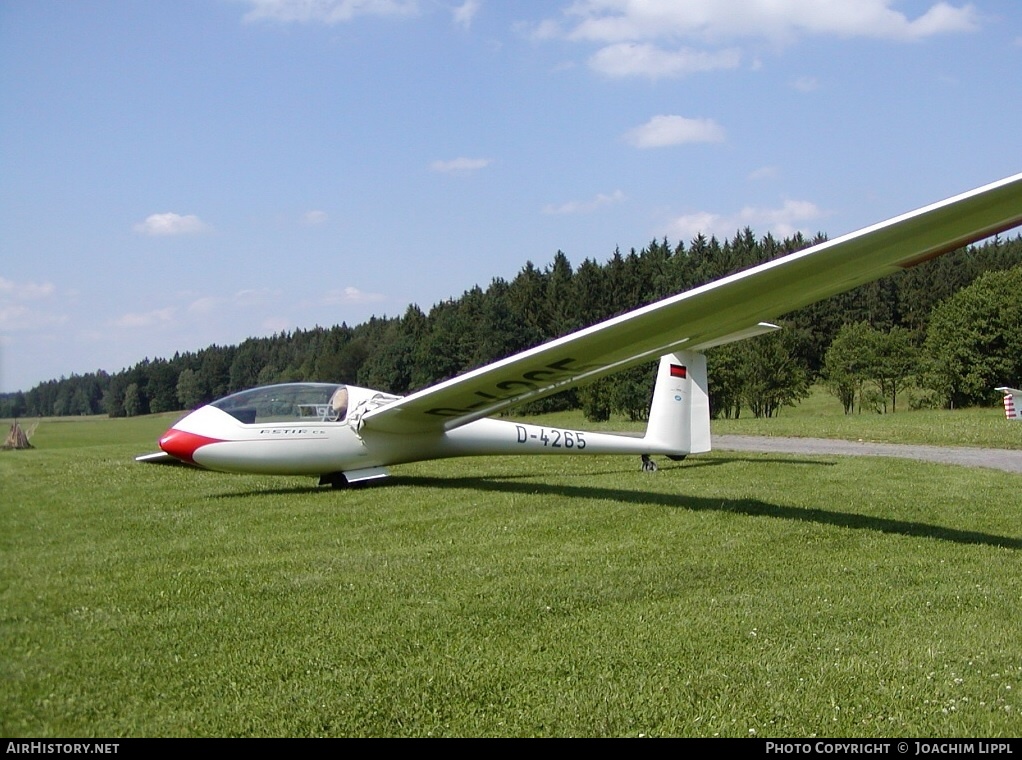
<box><xmin>167</xmin><ymin>404</ymin><xmax>653</xmax><ymax>473</ymax></box>
<box><xmin>156</xmin><ymin>353</ymin><xmax>710</xmax><ymax>483</ymax></box>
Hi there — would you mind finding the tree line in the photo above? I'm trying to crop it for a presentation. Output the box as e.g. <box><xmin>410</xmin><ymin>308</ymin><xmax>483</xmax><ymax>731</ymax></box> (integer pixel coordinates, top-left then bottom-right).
<box><xmin>3</xmin><ymin>231</ymin><xmax>1021</xmax><ymax>421</ymax></box>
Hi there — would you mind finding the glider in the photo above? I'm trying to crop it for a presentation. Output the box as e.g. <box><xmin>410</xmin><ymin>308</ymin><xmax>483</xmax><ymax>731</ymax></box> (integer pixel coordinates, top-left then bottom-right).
<box><xmin>138</xmin><ymin>172</ymin><xmax>1022</xmax><ymax>486</ymax></box>
<box><xmin>995</xmin><ymin>388</ymin><xmax>1022</xmax><ymax>421</ymax></box>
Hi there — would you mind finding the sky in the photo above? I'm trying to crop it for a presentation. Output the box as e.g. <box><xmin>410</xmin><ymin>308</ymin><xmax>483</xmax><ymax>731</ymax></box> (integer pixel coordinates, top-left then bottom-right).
<box><xmin>2</xmin><ymin>0</ymin><xmax>1021</xmax><ymax>394</ymax></box>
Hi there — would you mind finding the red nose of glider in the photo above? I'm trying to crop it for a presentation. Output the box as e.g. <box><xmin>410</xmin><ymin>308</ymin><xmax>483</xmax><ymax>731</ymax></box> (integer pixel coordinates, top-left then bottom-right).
<box><xmin>159</xmin><ymin>429</ymin><xmax>222</xmax><ymax>465</ymax></box>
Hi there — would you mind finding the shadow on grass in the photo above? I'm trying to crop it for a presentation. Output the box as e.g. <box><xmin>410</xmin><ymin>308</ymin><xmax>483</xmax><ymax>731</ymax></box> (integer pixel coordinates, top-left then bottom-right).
<box><xmin>213</xmin><ymin>455</ymin><xmax>824</xmax><ymax>498</ymax></box>
<box><xmin>393</xmin><ymin>471</ymin><xmax>1022</xmax><ymax>550</ymax></box>
<box><xmin>217</xmin><ymin>457</ymin><xmax>1020</xmax><ymax>550</ymax></box>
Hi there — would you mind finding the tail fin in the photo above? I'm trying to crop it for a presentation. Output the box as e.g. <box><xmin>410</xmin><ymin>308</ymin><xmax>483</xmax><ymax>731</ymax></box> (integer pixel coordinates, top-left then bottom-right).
<box><xmin>642</xmin><ymin>324</ymin><xmax>781</xmax><ymax>456</ymax></box>
<box><xmin>996</xmin><ymin>387</ymin><xmax>1022</xmax><ymax>420</ymax></box>
<box><xmin>643</xmin><ymin>351</ymin><xmax>711</xmax><ymax>456</ymax></box>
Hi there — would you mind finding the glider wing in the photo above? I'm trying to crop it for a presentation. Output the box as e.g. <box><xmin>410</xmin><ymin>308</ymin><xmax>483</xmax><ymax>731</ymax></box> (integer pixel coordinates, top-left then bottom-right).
<box><xmin>361</xmin><ymin>173</ymin><xmax>1022</xmax><ymax>435</ymax></box>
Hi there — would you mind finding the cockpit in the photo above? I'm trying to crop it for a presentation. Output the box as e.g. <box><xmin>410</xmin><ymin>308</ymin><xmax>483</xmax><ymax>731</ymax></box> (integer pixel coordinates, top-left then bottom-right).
<box><xmin>211</xmin><ymin>383</ymin><xmax>349</xmax><ymax>424</ymax></box>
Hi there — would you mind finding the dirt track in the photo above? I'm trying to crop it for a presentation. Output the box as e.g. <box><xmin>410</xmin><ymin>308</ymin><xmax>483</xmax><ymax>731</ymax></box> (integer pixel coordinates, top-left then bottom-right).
<box><xmin>713</xmin><ymin>435</ymin><xmax>1022</xmax><ymax>474</ymax></box>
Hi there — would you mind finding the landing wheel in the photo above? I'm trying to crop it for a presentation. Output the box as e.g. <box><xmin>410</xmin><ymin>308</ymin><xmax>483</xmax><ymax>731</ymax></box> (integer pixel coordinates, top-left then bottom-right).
<box><xmin>640</xmin><ymin>454</ymin><xmax>658</xmax><ymax>472</ymax></box>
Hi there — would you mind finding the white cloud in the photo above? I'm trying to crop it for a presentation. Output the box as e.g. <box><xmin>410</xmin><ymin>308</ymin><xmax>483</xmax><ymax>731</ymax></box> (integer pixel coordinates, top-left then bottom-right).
<box><xmin>589</xmin><ymin>43</ymin><xmax>740</xmax><ymax>79</ymax></box>
<box><xmin>625</xmin><ymin>115</ymin><xmax>725</xmax><ymax>148</ymax></box>
<box><xmin>748</xmin><ymin>166</ymin><xmax>779</xmax><ymax>181</ymax></box>
<box><xmin>0</xmin><ymin>276</ymin><xmax>56</xmax><ymax>301</ymax></box>
<box><xmin>536</xmin><ymin>1</ymin><xmax>979</xmax><ymax>77</ymax></box>
<box><xmin>0</xmin><ymin>304</ymin><xmax>28</xmax><ymax>323</ymax></box>
<box><xmin>111</xmin><ymin>288</ymin><xmax>285</xmax><ymax>332</ymax></box>
<box><xmin>543</xmin><ymin>190</ymin><xmax>625</xmax><ymax>215</ymax></box>
<box><xmin>452</xmin><ymin>0</ymin><xmax>480</xmax><ymax>30</ymax></box>
<box><xmin>233</xmin><ymin>288</ymin><xmax>279</xmax><ymax>306</ymax></box>
<box><xmin>242</xmin><ymin>0</ymin><xmax>419</xmax><ymax>24</ymax></box>
<box><xmin>0</xmin><ymin>278</ymin><xmax>63</xmax><ymax>331</ymax></box>
<box><xmin>556</xmin><ymin>0</ymin><xmax>979</xmax><ymax>44</ymax></box>
<box><xmin>302</xmin><ymin>210</ymin><xmax>329</xmax><ymax>225</ymax></box>
<box><xmin>321</xmin><ymin>286</ymin><xmax>385</xmax><ymax>305</ymax></box>
<box><xmin>111</xmin><ymin>307</ymin><xmax>177</xmax><ymax>329</ymax></box>
<box><xmin>667</xmin><ymin>199</ymin><xmax>824</xmax><ymax>241</ymax></box>
<box><xmin>668</xmin><ymin>211</ymin><xmax>721</xmax><ymax>242</ymax></box>
<box><xmin>528</xmin><ymin>18</ymin><xmax>562</xmax><ymax>41</ymax></box>
<box><xmin>133</xmin><ymin>213</ymin><xmax>209</xmax><ymax>237</ymax></box>
<box><xmin>791</xmin><ymin>75</ymin><xmax>819</xmax><ymax>92</ymax></box>
<box><xmin>430</xmin><ymin>157</ymin><xmax>492</xmax><ymax>174</ymax></box>
<box><xmin>261</xmin><ymin>315</ymin><xmax>294</xmax><ymax>334</ymax></box>
<box><xmin>186</xmin><ymin>296</ymin><xmax>224</xmax><ymax>315</ymax></box>
<box><xmin>0</xmin><ymin>304</ymin><xmax>67</xmax><ymax>332</ymax></box>
<box><xmin>901</xmin><ymin>2</ymin><xmax>980</xmax><ymax>39</ymax></box>
<box><xmin>186</xmin><ymin>289</ymin><xmax>280</xmax><ymax>315</ymax></box>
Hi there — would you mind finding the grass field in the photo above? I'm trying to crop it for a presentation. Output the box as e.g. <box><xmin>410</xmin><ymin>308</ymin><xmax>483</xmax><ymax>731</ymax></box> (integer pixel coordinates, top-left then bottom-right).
<box><xmin>2</xmin><ymin>398</ymin><xmax>1020</xmax><ymax>737</ymax></box>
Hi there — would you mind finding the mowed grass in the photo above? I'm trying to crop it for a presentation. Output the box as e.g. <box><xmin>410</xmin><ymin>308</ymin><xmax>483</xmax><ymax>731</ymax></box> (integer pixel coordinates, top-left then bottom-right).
<box><xmin>1</xmin><ymin>403</ymin><xmax>1020</xmax><ymax>737</ymax></box>
<box><xmin>711</xmin><ymin>386</ymin><xmax>1022</xmax><ymax>449</ymax></box>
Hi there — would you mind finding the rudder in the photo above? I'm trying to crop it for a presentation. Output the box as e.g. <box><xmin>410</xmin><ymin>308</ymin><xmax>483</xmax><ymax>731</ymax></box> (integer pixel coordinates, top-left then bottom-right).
<box><xmin>643</xmin><ymin>351</ymin><xmax>711</xmax><ymax>456</ymax></box>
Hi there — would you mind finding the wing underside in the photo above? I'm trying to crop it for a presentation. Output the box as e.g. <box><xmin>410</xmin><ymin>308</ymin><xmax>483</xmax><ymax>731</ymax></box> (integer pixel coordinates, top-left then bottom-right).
<box><xmin>361</xmin><ymin>173</ymin><xmax>1022</xmax><ymax>435</ymax></box>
